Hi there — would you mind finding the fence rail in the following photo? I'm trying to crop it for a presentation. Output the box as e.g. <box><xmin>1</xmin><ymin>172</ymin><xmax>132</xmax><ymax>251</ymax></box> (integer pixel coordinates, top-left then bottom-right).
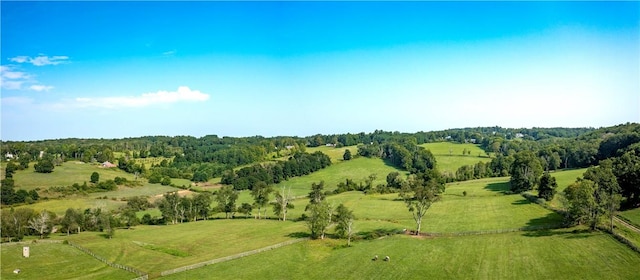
<box><xmin>161</xmin><ymin>238</ymin><xmax>308</xmax><ymax>276</ymax></box>
<box><xmin>66</xmin><ymin>241</ymin><xmax>148</xmax><ymax>280</ymax></box>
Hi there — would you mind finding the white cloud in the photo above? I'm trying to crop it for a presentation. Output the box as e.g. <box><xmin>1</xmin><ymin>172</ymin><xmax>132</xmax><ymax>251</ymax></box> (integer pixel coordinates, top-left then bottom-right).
<box><xmin>163</xmin><ymin>50</ymin><xmax>176</xmax><ymax>56</ymax></box>
<box><xmin>29</xmin><ymin>85</ymin><xmax>54</xmax><ymax>92</ymax></box>
<box><xmin>9</xmin><ymin>55</ymin><xmax>69</xmax><ymax>66</ymax></box>
<box><xmin>1</xmin><ymin>65</ymin><xmax>31</xmax><ymax>90</ymax></box>
<box><xmin>74</xmin><ymin>86</ymin><xmax>210</xmax><ymax>108</ymax></box>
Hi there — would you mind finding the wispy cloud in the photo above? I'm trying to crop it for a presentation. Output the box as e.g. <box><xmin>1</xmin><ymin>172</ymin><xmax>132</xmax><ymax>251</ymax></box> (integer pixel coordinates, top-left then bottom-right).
<box><xmin>1</xmin><ymin>65</ymin><xmax>30</xmax><ymax>90</ymax></box>
<box><xmin>74</xmin><ymin>86</ymin><xmax>209</xmax><ymax>108</ymax></box>
<box><xmin>162</xmin><ymin>50</ymin><xmax>176</xmax><ymax>56</ymax></box>
<box><xmin>29</xmin><ymin>85</ymin><xmax>54</xmax><ymax>92</ymax></box>
<box><xmin>0</xmin><ymin>65</ymin><xmax>53</xmax><ymax>91</ymax></box>
<box><xmin>9</xmin><ymin>55</ymin><xmax>69</xmax><ymax>66</ymax></box>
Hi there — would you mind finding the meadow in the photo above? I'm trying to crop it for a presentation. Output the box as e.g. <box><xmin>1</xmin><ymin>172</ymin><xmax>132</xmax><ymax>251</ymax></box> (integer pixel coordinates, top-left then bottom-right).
<box><xmin>305</xmin><ymin>145</ymin><xmax>358</xmax><ymax>163</ymax></box>
<box><xmin>162</xmin><ymin>229</ymin><xmax>640</xmax><ymax>280</ymax></box>
<box><xmin>59</xmin><ymin>219</ymin><xmax>307</xmax><ymax>278</ymax></box>
<box><xmin>3</xmin><ymin>155</ymin><xmax>639</xmax><ymax>280</ymax></box>
<box><xmin>0</xmin><ymin>242</ymin><xmax>136</xmax><ymax>280</ymax></box>
<box><xmin>619</xmin><ymin>208</ymin><xmax>640</xmax><ymax>228</ymax></box>
<box><xmin>10</xmin><ymin>161</ymin><xmax>137</xmax><ymax>191</ymax></box>
<box><xmin>420</xmin><ymin>142</ymin><xmax>491</xmax><ymax>174</ymax></box>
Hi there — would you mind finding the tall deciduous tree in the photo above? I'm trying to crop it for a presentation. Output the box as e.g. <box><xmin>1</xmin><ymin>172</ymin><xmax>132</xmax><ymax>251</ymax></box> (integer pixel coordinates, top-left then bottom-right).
<box><xmin>509</xmin><ymin>151</ymin><xmax>543</xmax><ymax>193</ymax></box>
<box><xmin>538</xmin><ymin>172</ymin><xmax>558</xmax><ymax>201</ymax></box>
<box><xmin>251</xmin><ymin>181</ymin><xmax>273</xmax><ymax>219</ymax></box>
<box><xmin>216</xmin><ymin>186</ymin><xmax>238</xmax><ymax>219</ymax></box>
<box><xmin>334</xmin><ymin>204</ymin><xmax>355</xmax><ymax>246</ymax></box>
<box><xmin>399</xmin><ymin>170</ymin><xmax>444</xmax><ymax>235</ymax></box>
<box><xmin>306</xmin><ymin>201</ymin><xmax>332</xmax><ymax>239</ymax></box>
<box><xmin>273</xmin><ymin>186</ymin><xmax>294</xmax><ymax>221</ymax></box>
<box><xmin>159</xmin><ymin>192</ymin><xmax>181</xmax><ymax>224</ymax></box>
<box><xmin>583</xmin><ymin>161</ymin><xmax>621</xmax><ymax>230</ymax></box>
<box><xmin>28</xmin><ymin>210</ymin><xmax>50</xmax><ymax>239</ymax></box>
<box><xmin>307</xmin><ymin>181</ymin><xmax>326</xmax><ymax>206</ymax></box>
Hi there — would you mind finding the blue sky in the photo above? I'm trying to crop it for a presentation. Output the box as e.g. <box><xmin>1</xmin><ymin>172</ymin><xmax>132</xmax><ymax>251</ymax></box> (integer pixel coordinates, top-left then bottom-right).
<box><xmin>1</xmin><ymin>2</ymin><xmax>638</xmax><ymax>141</ymax></box>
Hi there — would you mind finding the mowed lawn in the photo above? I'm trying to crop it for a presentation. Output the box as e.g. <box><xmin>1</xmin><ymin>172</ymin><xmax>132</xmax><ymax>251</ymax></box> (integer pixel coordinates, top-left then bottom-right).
<box><xmin>546</xmin><ymin>168</ymin><xmax>588</xmax><ymax>209</ymax></box>
<box><xmin>163</xmin><ymin>229</ymin><xmax>640</xmax><ymax>280</ymax></box>
<box><xmin>1</xmin><ymin>242</ymin><xmax>136</xmax><ymax>280</ymax></box>
<box><xmin>420</xmin><ymin>142</ymin><xmax>491</xmax><ymax>174</ymax></box>
<box><xmin>11</xmin><ymin>161</ymin><xmax>137</xmax><ymax>191</ymax></box>
<box><xmin>60</xmin><ymin>219</ymin><xmax>306</xmax><ymax>278</ymax></box>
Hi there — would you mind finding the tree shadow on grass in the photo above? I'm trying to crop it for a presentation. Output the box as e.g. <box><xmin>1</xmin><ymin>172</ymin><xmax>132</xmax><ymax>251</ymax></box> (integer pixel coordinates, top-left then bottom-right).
<box><xmin>511</xmin><ymin>199</ymin><xmax>530</xmax><ymax>205</ymax></box>
<box><xmin>287</xmin><ymin>232</ymin><xmax>310</xmax><ymax>238</ymax></box>
<box><xmin>356</xmin><ymin>228</ymin><xmax>402</xmax><ymax>240</ymax></box>
<box><xmin>483</xmin><ymin>182</ymin><xmax>510</xmax><ymax>194</ymax></box>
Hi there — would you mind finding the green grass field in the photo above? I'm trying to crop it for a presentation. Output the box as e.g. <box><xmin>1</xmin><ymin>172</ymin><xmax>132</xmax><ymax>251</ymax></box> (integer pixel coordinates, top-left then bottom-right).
<box><xmin>163</xmin><ymin>229</ymin><xmax>640</xmax><ymax>280</ymax></box>
<box><xmin>420</xmin><ymin>142</ymin><xmax>491</xmax><ymax>174</ymax></box>
<box><xmin>60</xmin><ymin>219</ymin><xmax>306</xmax><ymax>278</ymax></box>
<box><xmin>272</xmin><ymin>157</ymin><xmax>405</xmax><ymax>197</ymax></box>
<box><xmin>546</xmin><ymin>168</ymin><xmax>587</xmax><ymax>209</ymax></box>
<box><xmin>11</xmin><ymin>161</ymin><xmax>137</xmax><ymax>191</ymax></box>
<box><xmin>306</xmin><ymin>145</ymin><xmax>358</xmax><ymax>163</ymax></box>
<box><xmin>9</xmin><ymin>183</ymin><xmax>179</xmax><ymax>216</ymax></box>
<box><xmin>1</xmin><ymin>242</ymin><xmax>136</xmax><ymax>279</ymax></box>
<box><xmin>619</xmin><ymin>208</ymin><xmax>640</xmax><ymax>228</ymax></box>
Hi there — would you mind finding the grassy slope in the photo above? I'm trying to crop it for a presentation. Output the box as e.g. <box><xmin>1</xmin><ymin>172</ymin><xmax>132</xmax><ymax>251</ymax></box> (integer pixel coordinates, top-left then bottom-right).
<box><xmin>11</xmin><ymin>161</ymin><xmax>137</xmax><ymax>191</ymax></box>
<box><xmin>547</xmin><ymin>168</ymin><xmax>588</xmax><ymax>209</ymax></box>
<box><xmin>60</xmin><ymin>219</ymin><xmax>306</xmax><ymax>278</ymax></box>
<box><xmin>619</xmin><ymin>208</ymin><xmax>640</xmax><ymax>227</ymax></box>
<box><xmin>163</xmin><ymin>229</ymin><xmax>640</xmax><ymax>280</ymax></box>
<box><xmin>0</xmin><ymin>242</ymin><xmax>135</xmax><ymax>280</ymax></box>
<box><xmin>420</xmin><ymin>142</ymin><xmax>491</xmax><ymax>174</ymax></box>
<box><xmin>306</xmin><ymin>145</ymin><xmax>358</xmax><ymax>163</ymax></box>
<box><xmin>272</xmin><ymin>157</ymin><xmax>405</xmax><ymax>197</ymax></box>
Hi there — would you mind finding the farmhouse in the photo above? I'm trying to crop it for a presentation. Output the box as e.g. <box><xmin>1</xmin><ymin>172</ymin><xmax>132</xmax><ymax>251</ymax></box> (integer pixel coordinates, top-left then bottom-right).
<box><xmin>101</xmin><ymin>161</ymin><xmax>117</xmax><ymax>168</ymax></box>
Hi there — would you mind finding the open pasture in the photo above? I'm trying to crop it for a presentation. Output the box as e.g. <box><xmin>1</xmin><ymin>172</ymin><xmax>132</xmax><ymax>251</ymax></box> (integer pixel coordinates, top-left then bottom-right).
<box><xmin>272</xmin><ymin>157</ymin><xmax>405</xmax><ymax>197</ymax></box>
<box><xmin>11</xmin><ymin>161</ymin><xmax>137</xmax><ymax>191</ymax></box>
<box><xmin>420</xmin><ymin>142</ymin><xmax>491</xmax><ymax>174</ymax></box>
<box><xmin>619</xmin><ymin>208</ymin><xmax>640</xmax><ymax>228</ymax></box>
<box><xmin>60</xmin><ymin>219</ymin><xmax>306</xmax><ymax>278</ymax></box>
<box><xmin>306</xmin><ymin>145</ymin><xmax>358</xmax><ymax>163</ymax></box>
<box><xmin>163</xmin><ymin>229</ymin><xmax>640</xmax><ymax>280</ymax></box>
<box><xmin>10</xmin><ymin>184</ymin><xmax>179</xmax><ymax>216</ymax></box>
<box><xmin>0</xmin><ymin>242</ymin><xmax>136</xmax><ymax>280</ymax></box>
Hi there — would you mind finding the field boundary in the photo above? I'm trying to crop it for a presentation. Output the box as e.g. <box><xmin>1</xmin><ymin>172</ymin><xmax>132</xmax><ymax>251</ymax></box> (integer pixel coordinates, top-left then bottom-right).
<box><xmin>66</xmin><ymin>240</ymin><xmax>148</xmax><ymax>280</ymax></box>
<box><xmin>419</xmin><ymin>223</ymin><xmax>565</xmax><ymax>237</ymax></box>
<box><xmin>615</xmin><ymin>215</ymin><xmax>640</xmax><ymax>232</ymax></box>
<box><xmin>160</xmin><ymin>238</ymin><xmax>308</xmax><ymax>276</ymax></box>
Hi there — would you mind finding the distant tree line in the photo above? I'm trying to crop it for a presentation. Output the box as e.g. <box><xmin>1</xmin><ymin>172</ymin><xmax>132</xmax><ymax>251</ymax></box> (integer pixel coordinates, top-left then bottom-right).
<box><xmin>221</xmin><ymin>151</ymin><xmax>331</xmax><ymax>191</ymax></box>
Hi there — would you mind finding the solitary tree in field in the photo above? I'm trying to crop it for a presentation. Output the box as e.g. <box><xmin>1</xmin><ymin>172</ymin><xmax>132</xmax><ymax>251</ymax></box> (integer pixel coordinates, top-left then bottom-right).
<box><xmin>90</xmin><ymin>172</ymin><xmax>100</xmax><ymax>183</ymax></box>
<box><xmin>334</xmin><ymin>204</ymin><xmax>355</xmax><ymax>246</ymax></box>
<box><xmin>343</xmin><ymin>149</ymin><xmax>352</xmax><ymax>161</ymax></box>
<box><xmin>538</xmin><ymin>172</ymin><xmax>558</xmax><ymax>201</ymax></box>
<box><xmin>251</xmin><ymin>181</ymin><xmax>273</xmax><ymax>219</ymax></box>
<box><xmin>306</xmin><ymin>201</ymin><xmax>332</xmax><ymax>239</ymax></box>
<box><xmin>273</xmin><ymin>186</ymin><xmax>294</xmax><ymax>221</ymax></box>
<box><xmin>306</xmin><ymin>181</ymin><xmax>332</xmax><ymax>239</ymax></box>
<box><xmin>399</xmin><ymin>170</ymin><xmax>444</xmax><ymax>235</ymax></box>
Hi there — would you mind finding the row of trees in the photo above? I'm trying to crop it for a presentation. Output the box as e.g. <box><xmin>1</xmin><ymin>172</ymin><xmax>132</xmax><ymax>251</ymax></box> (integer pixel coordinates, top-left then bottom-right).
<box><xmin>220</xmin><ymin>152</ymin><xmax>331</xmax><ymax>190</ymax></box>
